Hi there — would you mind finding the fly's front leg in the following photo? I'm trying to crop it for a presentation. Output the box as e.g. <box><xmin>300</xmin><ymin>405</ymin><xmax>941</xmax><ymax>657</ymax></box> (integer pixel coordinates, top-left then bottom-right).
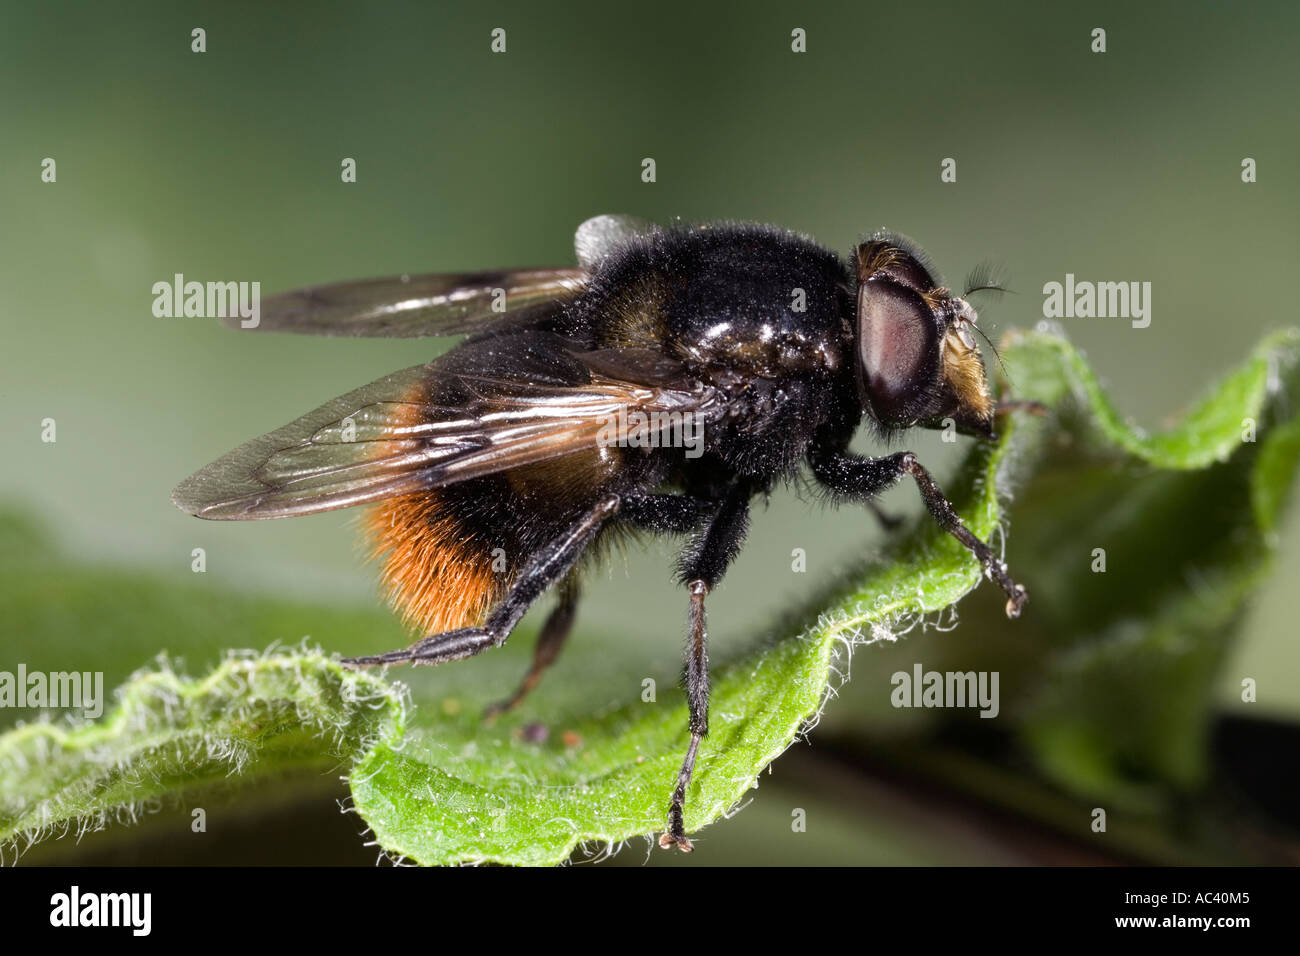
<box><xmin>343</xmin><ymin>495</ymin><xmax>620</xmax><ymax>668</ymax></box>
<box><xmin>902</xmin><ymin>453</ymin><xmax>1026</xmax><ymax>617</ymax></box>
<box><xmin>810</xmin><ymin>448</ymin><xmax>1027</xmax><ymax>618</ymax></box>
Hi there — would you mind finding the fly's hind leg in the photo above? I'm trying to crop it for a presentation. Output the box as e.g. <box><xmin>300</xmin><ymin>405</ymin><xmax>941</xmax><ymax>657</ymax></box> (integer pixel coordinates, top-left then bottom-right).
<box><xmin>343</xmin><ymin>495</ymin><xmax>619</xmax><ymax>669</ymax></box>
<box><xmin>481</xmin><ymin>492</ymin><xmax>707</xmax><ymax>717</ymax></box>
<box><xmin>483</xmin><ymin>577</ymin><xmax>580</xmax><ymax>720</ymax></box>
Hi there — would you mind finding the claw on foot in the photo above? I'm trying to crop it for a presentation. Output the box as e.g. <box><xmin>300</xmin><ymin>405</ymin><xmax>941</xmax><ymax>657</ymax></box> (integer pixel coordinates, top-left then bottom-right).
<box><xmin>1004</xmin><ymin>584</ymin><xmax>1028</xmax><ymax>619</ymax></box>
<box><xmin>658</xmin><ymin>832</ymin><xmax>694</xmax><ymax>853</ymax></box>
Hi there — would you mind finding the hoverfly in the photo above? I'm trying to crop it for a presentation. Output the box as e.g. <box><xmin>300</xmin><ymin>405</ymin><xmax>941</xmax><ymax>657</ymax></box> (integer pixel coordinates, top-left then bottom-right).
<box><xmin>172</xmin><ymin>215</ymin><xmax>1027</xmax><ymax>852</ymax></box>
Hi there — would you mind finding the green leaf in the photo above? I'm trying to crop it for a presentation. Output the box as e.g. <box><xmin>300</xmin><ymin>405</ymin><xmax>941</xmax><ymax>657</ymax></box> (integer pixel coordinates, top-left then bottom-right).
<box><xmin>2</xmin><ymin>325</ymin><xmax>1297</xmax><ymax>865</ymax></box>
<box><xmin>0</xmin><ymin>649</ymin><xmax>404</xmax><ymax>856</ymax></box>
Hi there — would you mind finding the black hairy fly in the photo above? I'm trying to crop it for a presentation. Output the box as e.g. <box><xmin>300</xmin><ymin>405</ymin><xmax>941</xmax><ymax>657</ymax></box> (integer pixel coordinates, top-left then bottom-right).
<box><xmin>172</xmin><ymin>215</ymin><xmax>1028</xmax><ymax>851</ymax></box>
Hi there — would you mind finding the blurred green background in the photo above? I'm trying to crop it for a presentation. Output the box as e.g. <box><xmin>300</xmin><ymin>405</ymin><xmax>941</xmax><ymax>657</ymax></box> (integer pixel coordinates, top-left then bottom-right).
<box><xmin>1</xmin><ymin>0</ymin><xmax>1298</xmax><ymax>864</ymax></box>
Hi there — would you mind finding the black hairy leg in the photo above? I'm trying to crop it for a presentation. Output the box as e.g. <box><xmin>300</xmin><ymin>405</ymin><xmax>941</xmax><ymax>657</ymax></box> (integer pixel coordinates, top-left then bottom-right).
<box><xmin>343</xmin><ymin>495</ymin><xmax>620</xmax><ymax>668</ymax></box>
<box><xmin>483</xmin><ymin>494</ymin><xmax>713</xmax><ymax>716</ymax></box>
<box><xmin>809</xmin><ymin>448</ymin><xmax>1027</xmax><ymax>617</ymax></box>
<box><xmin>618</xmin><ymin>492</ymin><xmax>712</xmax><ymax>534</ymax></box>
<box><xmin>483</xmin><ymin>577</ymin><xmax>580</xmax><ymax>720</ymax></box>
<box><xmin>659</xmin><ymin>483</ymin><xmax>752</xmax><ymax>852</ymax></box>
<box><xmin>659</xmin><ymin>579</ymin><xmax>709</xmax><ymax>853</ymax></box>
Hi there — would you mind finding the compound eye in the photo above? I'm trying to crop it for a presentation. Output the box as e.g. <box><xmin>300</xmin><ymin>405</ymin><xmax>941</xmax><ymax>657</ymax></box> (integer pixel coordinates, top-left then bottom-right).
<box><xmin>857</xmin><ymin>280</ymin><xmax>937</xmax><ymax>421</ymax></box>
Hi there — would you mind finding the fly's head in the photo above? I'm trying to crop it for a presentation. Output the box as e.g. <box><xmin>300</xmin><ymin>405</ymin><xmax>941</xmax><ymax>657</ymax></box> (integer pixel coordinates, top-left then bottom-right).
<box><xmin>851</xmin><ymin>233</ymin><xmax>996</xmax><ymax>439</ymax></box>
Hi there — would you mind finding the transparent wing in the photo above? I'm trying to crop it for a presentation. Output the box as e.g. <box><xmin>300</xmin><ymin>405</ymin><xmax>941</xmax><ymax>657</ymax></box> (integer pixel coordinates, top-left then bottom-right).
<box><xmin>227</xmin><ymin>268</ymin><xmax>587</xmax><ymax>338</ymax></box>
<box><xmin>172</xmin><ymin>337</ymin><xmax>722</xmax><ymax>520</ymax></box>
<box><xmin>234</xmin><ymin>215</ymin><xmax>662</xmax><ymax>338</ymax></box>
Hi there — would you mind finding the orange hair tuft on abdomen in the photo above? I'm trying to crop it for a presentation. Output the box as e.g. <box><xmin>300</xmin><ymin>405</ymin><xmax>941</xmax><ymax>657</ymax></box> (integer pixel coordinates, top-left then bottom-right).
<box><xmin>363</xmin><ymin>491</ymin><xmax>504</xmax><ymax>636</ymax></box>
